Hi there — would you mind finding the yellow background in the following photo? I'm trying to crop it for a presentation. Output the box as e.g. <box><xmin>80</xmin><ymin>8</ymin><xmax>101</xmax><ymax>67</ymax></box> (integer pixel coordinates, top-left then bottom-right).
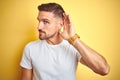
<box><xmin>0</xmin><ymin>0</ymin><xmax>120</xmax><ymax>80</ymax></box>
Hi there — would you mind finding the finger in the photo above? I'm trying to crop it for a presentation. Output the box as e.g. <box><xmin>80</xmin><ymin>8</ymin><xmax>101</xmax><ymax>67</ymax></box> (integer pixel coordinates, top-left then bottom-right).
<box><xmin>66</xmin><ymin>14</ymin><xmax>73</xmax><ymax>28</ymax></box>
<box><xmin>67</xmin><ymin>14</ymin><xmax>73</xmax><ymax>25</ymax></box>
<box><xmin>63</xmin><ymin>13</ymin><xmax>70</xmax><ymax>24</ymax></box>
<box><xmin>63</xmin><ymin>13</ymin><xmax>66</xmax><ymax>30</ymax></box>
<box><xmin>63</xmin><ymin>13</ymin><xmax>69</xmax><ymax>30</ymax></box>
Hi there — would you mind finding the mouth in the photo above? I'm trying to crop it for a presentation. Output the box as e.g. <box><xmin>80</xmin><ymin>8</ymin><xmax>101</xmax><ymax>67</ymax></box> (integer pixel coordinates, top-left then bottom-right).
<box><xmin>38</xmin><ymin>31</ymin><xmax>46</xmax><ymax>37</ymax></box>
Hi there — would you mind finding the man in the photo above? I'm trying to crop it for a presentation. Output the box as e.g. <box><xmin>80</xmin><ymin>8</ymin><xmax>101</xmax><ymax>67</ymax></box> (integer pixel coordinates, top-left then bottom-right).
<box><xmin>20</xmin><ymin>3</ymin><xmax>110</xmax><ymax>80</ymax></box>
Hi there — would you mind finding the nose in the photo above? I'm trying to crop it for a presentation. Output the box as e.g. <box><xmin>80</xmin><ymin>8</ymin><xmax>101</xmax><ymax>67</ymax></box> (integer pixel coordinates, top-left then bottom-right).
<box><xmin>37</xmin><ymin>22</ymin><xmax>43</xmax><ymax>30</ymax></box>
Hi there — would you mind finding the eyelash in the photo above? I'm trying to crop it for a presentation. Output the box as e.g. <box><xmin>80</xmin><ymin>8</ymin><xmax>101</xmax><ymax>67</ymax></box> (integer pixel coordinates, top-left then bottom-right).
<box><xmin>43</xmin><ymin>20</ymin><xmax>49</xmax><ymax>24</ymax></box>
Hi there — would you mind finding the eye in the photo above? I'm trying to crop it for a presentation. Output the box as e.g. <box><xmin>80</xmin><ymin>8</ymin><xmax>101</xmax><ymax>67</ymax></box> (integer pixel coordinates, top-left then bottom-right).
<box><xmin>43</xmin><ymin>20</ymin><xmax>49</xmax><ymax>25</ymax></box>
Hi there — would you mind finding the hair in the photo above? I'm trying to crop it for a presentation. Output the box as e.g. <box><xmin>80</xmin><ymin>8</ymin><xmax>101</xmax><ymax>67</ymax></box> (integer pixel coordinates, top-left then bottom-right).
<box><xmin>38</xmin><ymin>3</ymin><xmax>65</xmax><ymax>19</ymax></box>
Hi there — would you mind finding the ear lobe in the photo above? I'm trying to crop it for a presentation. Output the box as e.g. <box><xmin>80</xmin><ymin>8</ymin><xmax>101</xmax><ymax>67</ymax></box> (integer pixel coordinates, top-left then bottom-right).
<box><xmin>59</xmin><ymin>20</ymin><xmax>64</xmax><ymax>27</ymax></box>
<box><xmin>58</xmin><ymin>24</ymin><xmax>63</xmax><ymax>33</ymax></box>
<box><xmin>57</xmin><ymin>19</ymin><xmax>64</xmax><ymax>30</ymax></box>
<box><xmin>58</xmin><ymin>26</ymin><xmax>64</xmax><ymax>35</ymax></box>
<box><xmin>59</xmin><ymin>20</ymin><xmax>64</xmax><ymax>32</ymax></box>
<box><xmin>57</xmin><ymin>20</ymin><xmax>63</xmax><ymax>27</ymax></box>
<box><xmin>60</xmin><ymin>26</ymin><xmax>64</xmax><ymax>32</ymax></box>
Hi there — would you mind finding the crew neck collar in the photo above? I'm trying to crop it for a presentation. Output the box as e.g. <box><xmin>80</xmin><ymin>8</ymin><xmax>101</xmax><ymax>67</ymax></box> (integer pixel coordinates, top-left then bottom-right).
<box><xmin>44</xmin><ymin>40</ymin><xmax>65</xmax><ymax>47</ymax></box>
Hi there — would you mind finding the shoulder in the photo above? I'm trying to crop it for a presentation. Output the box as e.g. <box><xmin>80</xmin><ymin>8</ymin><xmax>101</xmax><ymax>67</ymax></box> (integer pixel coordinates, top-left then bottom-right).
<box><xmin>62</xmin><ymin>40</ymin><xmax>70</xmax><ymax>46</ymax></box>
<box><xmin>24</xmin><ymin>40</ymin><xmax>44</xmax><ymax>49</ymax></box>
<box><xmin>62</xmin><ymin>40</ymin><xmax>75</xmax><ymax>49</ymax></box>
<box><xmin>63</xmin><ymin>40</ymin><xmax>80</xmax><ymax>53</ymax></box>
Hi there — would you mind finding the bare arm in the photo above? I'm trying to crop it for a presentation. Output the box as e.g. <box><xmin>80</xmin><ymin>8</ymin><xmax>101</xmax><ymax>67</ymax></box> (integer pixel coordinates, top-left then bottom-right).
<box><xmin>60</xmin><ymin>13</ymin><xmax>110</xmax><ymax>75</ymax></box>
<box><xmin>21</xmin><ymin>67</ymin><xmax>33</xmax><ymax>80</ymax></box>
<box><xmin>72</xmin><ymin>39</ymin><xmax>110</xmax><ymax>75</ymax></box>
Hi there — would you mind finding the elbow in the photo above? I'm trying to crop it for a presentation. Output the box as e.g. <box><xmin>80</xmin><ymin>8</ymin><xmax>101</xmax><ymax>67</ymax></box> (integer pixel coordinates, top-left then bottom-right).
<box><xmin>98</xmin><ymin>64</ymin><xmax>110</xmax><ymax>76</ymax></box>
<box><xmin>93</xmin><ymin>64</ymin><xmax>110</xmax><ymax>76</ymax></box>
<box><xmin>101</xmin><ymin>64</ymin><xmax>110</xmax><ymax>76</ymax></box>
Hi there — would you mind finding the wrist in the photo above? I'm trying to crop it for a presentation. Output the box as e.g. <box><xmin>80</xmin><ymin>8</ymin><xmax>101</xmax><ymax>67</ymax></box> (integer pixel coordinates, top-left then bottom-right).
<box><xmin>68</xmin><ymin>34</ymin><xmax>80</xmax><ymax>44</ymax></box>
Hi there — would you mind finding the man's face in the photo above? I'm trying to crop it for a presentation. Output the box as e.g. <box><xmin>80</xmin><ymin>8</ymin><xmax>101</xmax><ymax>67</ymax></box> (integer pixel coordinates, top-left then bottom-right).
<box><xmin>37</xmin><ymin>11</ymin><xmax>62</xmax><ymax>40</ymax></box>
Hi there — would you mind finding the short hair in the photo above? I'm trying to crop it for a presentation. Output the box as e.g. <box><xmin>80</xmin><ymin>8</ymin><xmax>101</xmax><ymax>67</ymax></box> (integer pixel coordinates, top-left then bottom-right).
<box><xmin>38</xmin><ymin>3</ymin><xmax>65</xmax><ymax>19</ymax></box>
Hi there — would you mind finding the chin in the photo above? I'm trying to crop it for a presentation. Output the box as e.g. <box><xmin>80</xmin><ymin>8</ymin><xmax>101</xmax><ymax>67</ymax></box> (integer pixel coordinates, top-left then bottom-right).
<box><xmin>39</xmin><ymin>36</ymin><xmax>44</xmax><ymax>40</ymax></box>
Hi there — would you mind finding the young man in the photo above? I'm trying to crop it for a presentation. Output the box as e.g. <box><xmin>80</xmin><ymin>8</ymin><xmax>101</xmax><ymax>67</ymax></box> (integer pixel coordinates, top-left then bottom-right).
<box><xmin>20</xmin><ymin>3</ymin><xmax>110</xmax><ymax>80</ymax></box>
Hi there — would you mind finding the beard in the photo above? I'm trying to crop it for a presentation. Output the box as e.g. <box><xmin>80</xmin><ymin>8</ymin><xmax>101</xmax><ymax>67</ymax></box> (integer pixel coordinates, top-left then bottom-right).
<box><xmin>39</xmin><ymin>30</ymin><xmax>57</xmax><ymax>40</ymax></box>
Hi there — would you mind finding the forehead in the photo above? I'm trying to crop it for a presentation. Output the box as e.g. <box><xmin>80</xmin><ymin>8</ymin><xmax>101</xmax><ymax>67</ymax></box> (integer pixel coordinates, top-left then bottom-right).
<box><xmin>37</xmin><ymin>11</ymin><xmax>55</xmax><ymax>20</ymax></box>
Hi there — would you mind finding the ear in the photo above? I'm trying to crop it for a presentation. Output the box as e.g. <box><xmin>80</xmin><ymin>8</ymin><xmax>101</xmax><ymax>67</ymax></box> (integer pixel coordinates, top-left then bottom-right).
<box><xmin>58</xmin><ymin>19</ymin><xmax>64</xmax><ymax>29</ymax></box>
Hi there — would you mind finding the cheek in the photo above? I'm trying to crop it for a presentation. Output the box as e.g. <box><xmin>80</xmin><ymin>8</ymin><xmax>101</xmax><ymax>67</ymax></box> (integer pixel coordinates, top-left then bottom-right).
<box><xmin>49</xmin><ymin>24</ymin><xmax>59</xmax><ymax>31</ymax></box>
<box><xmin>49</xmin><ymin>27</ymin><xmax>58</xmax><ymax>33</ymax></box>
<box><xmin>44</xmin><ymin>27</ymin><xmax>53</xmax><ymax>34</ymax></box>
<box><xmin>45</xmin><ymin>23</ymin><xmax>59</xmax><ymax>34</ymax></box>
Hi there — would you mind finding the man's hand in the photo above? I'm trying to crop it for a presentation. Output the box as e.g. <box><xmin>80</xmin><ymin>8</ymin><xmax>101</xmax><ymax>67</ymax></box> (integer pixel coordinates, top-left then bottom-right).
<box><xmin>60</xmin><ymin>13</ymin><xmax>75</xmax><ymax>40</ymax></box>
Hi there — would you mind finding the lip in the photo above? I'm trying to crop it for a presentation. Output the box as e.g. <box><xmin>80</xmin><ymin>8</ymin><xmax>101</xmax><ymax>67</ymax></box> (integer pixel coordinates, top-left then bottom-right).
<box><xmin>39</xmin><ymin>31</ymin><xmax>45</xmax><ymax>35</ymax></box>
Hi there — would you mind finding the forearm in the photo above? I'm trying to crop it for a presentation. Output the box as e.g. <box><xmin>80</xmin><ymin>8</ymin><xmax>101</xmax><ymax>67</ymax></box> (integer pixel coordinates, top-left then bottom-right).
<box><xmin>21</xmin><ymin>67</ymin><xmax>33</xmax><ymax>80</ymax></box>
<box><xmin>61</xmin><ymin>13</ymin><xmax>109</xmax><ymax>75</ymax></box>
<box><xmin>71</xmin><ymin>38</ymin><xmax>110</xmax><ymax>75</ymax></box>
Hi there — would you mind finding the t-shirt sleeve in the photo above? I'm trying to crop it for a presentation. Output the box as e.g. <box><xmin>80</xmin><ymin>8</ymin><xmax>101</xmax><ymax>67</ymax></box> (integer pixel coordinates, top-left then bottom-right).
<box><xmin>20</xmin><ymin>44</ymin><xmax>32</xmax><ymax>69</ymax></box>
<box><xmin>73</xmin><ymin>46</ymin><xmax>82</xmax><ymax>62</ymax></box>
<box><xmin>76</xmin><ymin>51</ymin><xmax>82</xmax><ymax>62</ymax></box>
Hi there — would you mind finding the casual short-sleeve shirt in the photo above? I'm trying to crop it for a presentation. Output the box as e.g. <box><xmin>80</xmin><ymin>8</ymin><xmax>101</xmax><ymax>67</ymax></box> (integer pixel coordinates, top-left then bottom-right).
<box><xmin>20</xmin><ymin>40</ymin><xmax>82</xmax><ymax>80</ymax></box>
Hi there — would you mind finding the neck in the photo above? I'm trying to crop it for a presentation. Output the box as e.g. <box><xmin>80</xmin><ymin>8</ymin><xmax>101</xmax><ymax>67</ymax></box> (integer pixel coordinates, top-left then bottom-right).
<box><xmin>46</xmin><ymin>33</ymin><xmax>63</xmax><ymax>45</ymax></box>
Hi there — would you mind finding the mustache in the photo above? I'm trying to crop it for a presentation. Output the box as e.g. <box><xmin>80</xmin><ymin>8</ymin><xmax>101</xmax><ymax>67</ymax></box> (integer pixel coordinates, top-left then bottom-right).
<box><xmin>38</xmin><ymin>29</ymin><xmax>46</xmax><ymax>33</ymax></box>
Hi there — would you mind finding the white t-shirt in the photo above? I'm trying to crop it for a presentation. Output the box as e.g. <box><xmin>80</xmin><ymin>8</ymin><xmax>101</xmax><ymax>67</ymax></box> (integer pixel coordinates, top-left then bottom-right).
<box><xmin>20</xmin><ymin>40</ymin><xmax>82</xmax><ymax>80</ymax></box>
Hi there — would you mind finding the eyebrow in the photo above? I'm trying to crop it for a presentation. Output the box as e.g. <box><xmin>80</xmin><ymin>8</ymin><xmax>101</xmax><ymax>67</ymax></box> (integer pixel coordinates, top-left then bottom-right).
<box><xmin>37</xmin><ymin>17</ymin><xmax>49</xmax><ymax>21</ymax></box>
